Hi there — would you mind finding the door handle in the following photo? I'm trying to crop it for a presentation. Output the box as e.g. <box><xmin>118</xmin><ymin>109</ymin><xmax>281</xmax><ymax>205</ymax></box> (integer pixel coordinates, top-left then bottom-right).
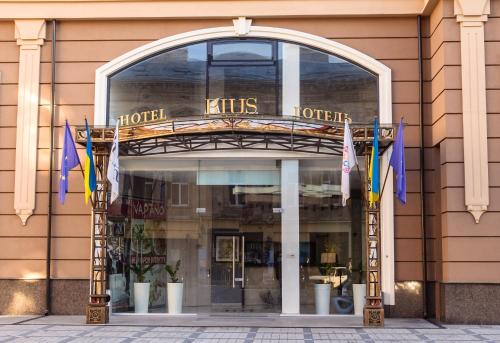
<box><xmin>232</xmin><ymin>236</ymin><xmax>235</xmax><ymax>288</ymax></box>
<box><xmin>241</xmin><ymin>236</ymin><xmax>245</xmax><ymax>289</ymax></box>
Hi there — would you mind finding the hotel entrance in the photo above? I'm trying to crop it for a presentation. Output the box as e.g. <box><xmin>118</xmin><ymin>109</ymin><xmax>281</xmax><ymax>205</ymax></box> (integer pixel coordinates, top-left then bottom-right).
<box><xmin>106</xmin><ymin>157</ymin><xmax>366</xmax><ymax>315</ymax></box>
<box><xmin>82</xmin><ymin>25</ymin><xmax>393</xmax><ymax>324</ymax></box>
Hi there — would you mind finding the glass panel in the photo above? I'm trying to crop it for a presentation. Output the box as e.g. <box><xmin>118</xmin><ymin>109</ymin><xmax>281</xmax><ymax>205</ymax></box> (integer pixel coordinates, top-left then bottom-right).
<box><xmin>212</xmin><ymin>41</ymin><xmax>273</xmax><ymax>61</ymax></box>
<box><xmin>197</xmin><ymin>170</ymin><xmax>280</xmax><ymax>186</ymax></box>
<box><xmin>202</xmin><ymin>159</ymin><xmax>282</xmax><ymax>313</ymax></box>
<box><xmin>208</xmin><ymin>65</ymin><xmax>279</xmax><ymax>115</ymax></box>
<box><xmin>108</xmin><ymin>43</ymin><xmax>207</xmax><ymax>124</ymax></box>
<box><xmin>107</xmin><ymin>39</ymin><xmax>378</xmax><ymax>123</ymax></box>
<box><xmin>299</xmin><ymin>46</ymin><xmax>378</xmax><ymax>123</ymax></box>
<box><xmin>298</xmin><ymin>159</ymin><xmax>365</xmax><ymax>315</ymax></box>
<box><xmin>107</xmin><ymin>159</ymin><xmax>282</xmax><ymax>313</ymax></box>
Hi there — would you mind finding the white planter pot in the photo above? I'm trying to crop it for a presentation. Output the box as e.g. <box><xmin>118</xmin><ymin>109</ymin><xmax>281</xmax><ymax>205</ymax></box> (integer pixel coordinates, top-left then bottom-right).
<box><xmin>167</xmin><ymin>282</ymin><xmax>184</xmax><ymax>314</ymax></box>
<box><xmin>134</xmin><ymin>282</ymin><xmax>150</xmax><ymax>313</ymax></box>
<box><xmin>352</xmin><ymin>283</ymin><xmax>366</xmax><ymax>316</ymax></box>
<box><xmin>314</xmin><ymin>283</ymin><xmax>331</xmax><ymax>315</ymax></box>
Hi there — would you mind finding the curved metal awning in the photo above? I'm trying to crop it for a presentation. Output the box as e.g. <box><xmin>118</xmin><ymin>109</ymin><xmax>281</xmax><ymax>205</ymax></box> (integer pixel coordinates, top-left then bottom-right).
<box><xmin>75</xmin><ymin>115</ymin><xmax>395</xmax><ymax>156</ymax></box>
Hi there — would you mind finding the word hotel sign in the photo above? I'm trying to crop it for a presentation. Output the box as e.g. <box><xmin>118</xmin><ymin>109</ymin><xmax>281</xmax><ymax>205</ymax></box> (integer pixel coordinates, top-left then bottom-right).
<box><xmin>116</xmin><ymin>97</ymin><xmax>351</xmax><ymax>127</ymax></box>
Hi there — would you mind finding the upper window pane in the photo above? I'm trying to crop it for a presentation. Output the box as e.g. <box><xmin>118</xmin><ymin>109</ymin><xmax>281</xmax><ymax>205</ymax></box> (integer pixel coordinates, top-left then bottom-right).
<box><xmin>299</xmin><ymin>46</ymin><xmax>378</xmax><ymax>123</ymax></box>
<box><xmin>107</xmin><ymin>39</ymin><xmax>379</xmax><ymax>124</ymax></box>
<box><xmin>108</xmin><ymin>43</ymin><xmax>207</xmax><ymax>124</ymax></box>
<box><xmin>212</xmin><ymin>41</ymin><xmax>273</xmax><ymax>61</ymax></box>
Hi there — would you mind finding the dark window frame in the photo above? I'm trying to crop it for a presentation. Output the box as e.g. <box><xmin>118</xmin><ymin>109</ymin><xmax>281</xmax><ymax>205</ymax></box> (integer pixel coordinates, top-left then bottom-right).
<box><xmin>106</xmin><ymin>38</ymin><xmax>379</xmax><ymax>125</ymax></box>
<box><xmin>208</xmin><ymin>39</ymin><xmax>278</xmax><ymax>66</ymax></box>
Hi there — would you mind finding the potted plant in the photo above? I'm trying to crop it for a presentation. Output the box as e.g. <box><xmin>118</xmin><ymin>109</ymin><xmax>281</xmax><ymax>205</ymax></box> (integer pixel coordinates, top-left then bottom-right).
<box><xmin>129</xmin><ymin>225</ymin><xmax>154</xmax><ymax>313</ymax></box>
<box><xmin>315</xmin><ymin>242</ymin><xmax>337</xmax><ymax>315</ymax></box>
<box><xmin>165</xmin><ymin>259</ymin><xmax>183</xmax><ymax>314</ymax></box>
<box><xmin>351</xmin><ymin>260</ymin><xmax>366</xmax><ymax>316</ymax></box>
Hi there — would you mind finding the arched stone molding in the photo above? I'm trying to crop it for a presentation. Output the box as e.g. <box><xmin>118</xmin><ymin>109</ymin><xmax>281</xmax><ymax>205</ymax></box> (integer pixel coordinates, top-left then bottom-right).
<box><xmin>94</xmin><ymin>21</ymin><xmax>392</xmax><ymax>125</ymax></box>
<box><xmin>93</xmin><ymin>19</ymin><xmax>395</xmax><ymax>305</ymax></box>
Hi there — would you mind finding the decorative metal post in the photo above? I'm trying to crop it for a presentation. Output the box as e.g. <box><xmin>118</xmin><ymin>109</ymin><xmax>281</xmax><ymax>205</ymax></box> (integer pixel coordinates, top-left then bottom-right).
<box><xmin>86</xmin><ymin>144</ymin><xmax>110</xmax><ymax>324</ymax></box>
<box><xmin>363</xmin><ymin>150</ymin><xmax>384</xmax><ymax>326</ymax></box>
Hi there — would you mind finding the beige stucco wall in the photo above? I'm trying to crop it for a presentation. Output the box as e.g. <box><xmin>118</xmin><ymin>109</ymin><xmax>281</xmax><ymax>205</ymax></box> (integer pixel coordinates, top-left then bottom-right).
<box><xmin>0</xmin><ymin>16</ymin><xmax>427</xmax><ymax>283</ymax></box>
<box><xmin>0</xmin><ymin>0</ymin><xmax>499</xmax><ymax>318</ymax></box>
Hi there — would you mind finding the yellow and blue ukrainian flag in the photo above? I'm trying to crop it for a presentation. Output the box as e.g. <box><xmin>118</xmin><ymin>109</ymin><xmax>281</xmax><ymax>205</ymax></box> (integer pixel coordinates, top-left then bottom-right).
<box><xmin>84</xmin><ymin>118</ymin><xmax>97</xmax><ymax>204</ymax></box>
<box><xmin>369</xmin><ymin>117</ymin><xmax>380</xmax><ymax>205</ymax></box>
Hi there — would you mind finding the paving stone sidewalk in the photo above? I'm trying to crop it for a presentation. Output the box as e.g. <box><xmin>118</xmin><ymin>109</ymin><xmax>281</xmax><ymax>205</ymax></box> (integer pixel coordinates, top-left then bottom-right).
<box><xmin>1</xmin><ymin>324</ymin><xmax>500</xmax><ymax>342</ymax></box>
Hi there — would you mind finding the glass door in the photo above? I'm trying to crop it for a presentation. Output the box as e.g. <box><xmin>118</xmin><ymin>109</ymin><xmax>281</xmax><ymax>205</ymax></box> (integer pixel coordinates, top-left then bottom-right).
<box><xmin>198</xmin><ymin>160</ymin><xmax>282</xmax><ymax>313</ymax></box>
<box><xmin>211</xmin><ymin>233</ymin><xmax>244</xmax><ymax>308</ymax></box>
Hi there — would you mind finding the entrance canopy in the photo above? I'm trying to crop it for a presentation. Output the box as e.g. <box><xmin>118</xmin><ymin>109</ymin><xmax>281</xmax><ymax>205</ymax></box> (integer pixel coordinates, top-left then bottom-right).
<box><xmin>75</xmin><ymin>116</ymin><xmax>395</xmax><ymax>156</ymax></box>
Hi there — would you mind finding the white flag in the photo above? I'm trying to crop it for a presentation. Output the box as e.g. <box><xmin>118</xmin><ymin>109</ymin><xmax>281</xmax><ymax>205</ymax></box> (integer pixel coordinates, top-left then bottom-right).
<box><xmin>107</xmin><ymin>121</ymin><xmax>120</xmax><ymax>203</ymax></box>
<box><xmin>341</xmin><ymin>120</ymin><xmax>358</xmax><ymax>206</ymax></box>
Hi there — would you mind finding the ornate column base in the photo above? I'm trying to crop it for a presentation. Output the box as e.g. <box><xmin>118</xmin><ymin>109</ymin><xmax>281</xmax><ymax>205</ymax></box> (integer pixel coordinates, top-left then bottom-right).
<box><xmin>86</xmin><ymin>304</ymin><xmax>109</xmax><ymax>324</ymax></box>
<box><xmin>363</xmin><ymin>307</ymin><xmax>384</xmax><ymax>326</ymax></box>
<box><xmin>86</xmin><ymin>294</ymin><xmax>110</xmax><ymax>324</ymax></box>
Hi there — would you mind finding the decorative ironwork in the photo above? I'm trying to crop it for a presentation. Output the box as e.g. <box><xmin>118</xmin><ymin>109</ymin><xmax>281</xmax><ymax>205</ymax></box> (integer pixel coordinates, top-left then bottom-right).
<box><xmin>363</xmin><ymin>151</ymin><xmax>384</xmax><ymax>327</ymax></box>
<box><xmin>121</xmin><ymin>133</ymin><xmax>349</xmax><ymax>156</ymax></box>
<box><xmin>77</xmin><ymin>116</ymin><xmax>393</xmax><ymax>326</ymax></box>
<box><xmin>75</xmin><ymin>116</ymin><xmax>394</xmax><ymax>157</ymax></box>
<box><xmin>86</xmin><ymin>145</ymin><xmax>110</xmax><ymax>325</ymax></box>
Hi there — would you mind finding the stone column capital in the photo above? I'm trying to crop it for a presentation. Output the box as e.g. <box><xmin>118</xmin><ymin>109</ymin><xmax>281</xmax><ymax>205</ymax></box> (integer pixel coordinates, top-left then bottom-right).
<box><xmin>14</xmin><ymin>19</ymin><xmax>46</xmax><ymax>47</ymax></box>
<box><xmin>454</xmin><ymin>0</ymin><xmax>490</xmax><ymax>22</ymax></box>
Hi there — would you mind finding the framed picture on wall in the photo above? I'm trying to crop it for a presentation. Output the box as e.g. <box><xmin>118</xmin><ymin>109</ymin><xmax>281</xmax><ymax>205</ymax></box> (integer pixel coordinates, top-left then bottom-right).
<box><xmin>215</xmin><ymin>236</ymin><xmax>239</xmax><ymax>262</ymax></box>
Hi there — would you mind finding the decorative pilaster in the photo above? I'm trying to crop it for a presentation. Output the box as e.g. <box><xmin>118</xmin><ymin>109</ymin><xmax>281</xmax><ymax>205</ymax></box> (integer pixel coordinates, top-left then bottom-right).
<box><xmin>454</xmin><ymin>0</ymin><xmax>490</xmax><ymax>223</ymax></box>
<box><xmin>13</xmin><ymin>20</ymin><xmax>46</xmax><ymax>225</ymax></box>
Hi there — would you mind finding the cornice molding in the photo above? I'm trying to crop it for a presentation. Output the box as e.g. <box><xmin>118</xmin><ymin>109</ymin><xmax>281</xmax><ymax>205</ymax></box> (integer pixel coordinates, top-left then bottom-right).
<box><xmin>0</xmin><ymin>0</ymin><xmax>428</xmax><ymax>19</ymax></box>
<box><xmin>13</xmin><ymin>19</ymin><xmax>46</xmax><ymax>226</ymax></box>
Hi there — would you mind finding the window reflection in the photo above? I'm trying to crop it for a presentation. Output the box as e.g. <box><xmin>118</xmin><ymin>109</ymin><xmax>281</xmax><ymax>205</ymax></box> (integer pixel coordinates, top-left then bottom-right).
<box><xmin>108</xmin><ymin>39</ymin><xmax>378</xmax><ymax>124</ymax></box>
<box><xmin>300</xmin><ymin>46</ymin><xmax>378</xmax><ymax>123</ymax></box>
<box><xmin>108</xmin><ymin>43</ymin><xmax>207</xmax><ymax>124</ymax></box>
<box><xmin>298</xmin><ymin>159</ymin><xmax>365</xmax><ymax>315</ymax></box>
<box><xmin>208</xmin><ymin>66</ymin><xmax>278</xmax><ymax>115</ymax></box>
<box><xmin>212</xmin><ymin>41</ymin><xmax>274</xmax><ymax>61</ymax></box>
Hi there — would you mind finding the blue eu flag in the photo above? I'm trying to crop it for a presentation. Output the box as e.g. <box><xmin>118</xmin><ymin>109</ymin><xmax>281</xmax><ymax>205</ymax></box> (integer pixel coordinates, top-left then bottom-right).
<box><xmin>59</xmin><ymin>120</ymin><xmax>81</xmax><ymax>204</ymax></box>
<box><xmin>389</xmin><ymin>118</ymin><xmax>406</xmax><ymax>204</ymax></box>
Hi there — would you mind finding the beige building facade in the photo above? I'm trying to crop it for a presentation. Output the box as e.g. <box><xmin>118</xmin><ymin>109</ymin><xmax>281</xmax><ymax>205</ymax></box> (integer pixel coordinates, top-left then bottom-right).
<box><xmin>0</xmin><ymin>0</ymin><xmax>499</xmax><ymax>324</ymax></box>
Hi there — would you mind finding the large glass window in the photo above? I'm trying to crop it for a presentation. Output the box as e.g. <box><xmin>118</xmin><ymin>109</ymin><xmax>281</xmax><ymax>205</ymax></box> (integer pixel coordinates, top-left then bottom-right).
<box><xmin>106</xmin><ymin>37</ymin><xmax>377</xmax><ymax>316</ymax></box>
<box><xmin>108</xmin><ymin>43</ymin><xmax>207</xmax><ymax>122</ymax></box>
<box><xmin>107</xmin><ymin>159</ymin><xmax>282</xmax><ymax>314</ymax></box>
<box><xmin>108</xmin><ymin>39</ymin><xmax>378</xmax><ymax>124</ymax></box>
<box><xmin>300</xmin><ymin>47</ymin><xmax>378</xmax><ymax>123</ymax></box>
<box><xmin>298</xmin><ymin>159</ymin><xmax>365</xmax><ymax>315</ymax></box>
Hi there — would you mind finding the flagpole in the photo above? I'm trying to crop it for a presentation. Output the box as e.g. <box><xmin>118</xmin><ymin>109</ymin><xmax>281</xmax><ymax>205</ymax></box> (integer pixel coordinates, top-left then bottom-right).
<box><xmin>356</xmin><ymin>164</ymin><xmax>366</xmax><ymax>204</ymax></box>
<box><xmin>81</xmin><ymin>116</ymin><xmax>96</xmax><ymax>208</ymax></box>
<box><xmin>77</xmin><ymin>160</ymin><xmax>95</xmax><ymax>208</ymax></box>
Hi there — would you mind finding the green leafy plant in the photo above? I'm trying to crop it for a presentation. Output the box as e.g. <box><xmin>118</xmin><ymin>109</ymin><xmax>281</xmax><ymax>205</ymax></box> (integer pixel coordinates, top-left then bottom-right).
<box><xmin>128</xmin><ymin>224</ymin><xmax>154</xmax><ymax>283</ymax></box>
<box><xmin>165</xmin><ymin>259</ymin><xmax>181</xmax><ymax>283</ymax></box>
<box><xmin>129</xmin><ymin>263</ymin><xmax>154</xmax><ymax>283</ymax></box>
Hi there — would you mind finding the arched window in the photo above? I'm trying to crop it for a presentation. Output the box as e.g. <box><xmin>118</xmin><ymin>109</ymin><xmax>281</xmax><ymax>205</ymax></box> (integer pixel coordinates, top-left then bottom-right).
<box><xmin>107</xmin><ymin>39</ymin><xmax>378</xmax><ymax>125</ymax></box>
